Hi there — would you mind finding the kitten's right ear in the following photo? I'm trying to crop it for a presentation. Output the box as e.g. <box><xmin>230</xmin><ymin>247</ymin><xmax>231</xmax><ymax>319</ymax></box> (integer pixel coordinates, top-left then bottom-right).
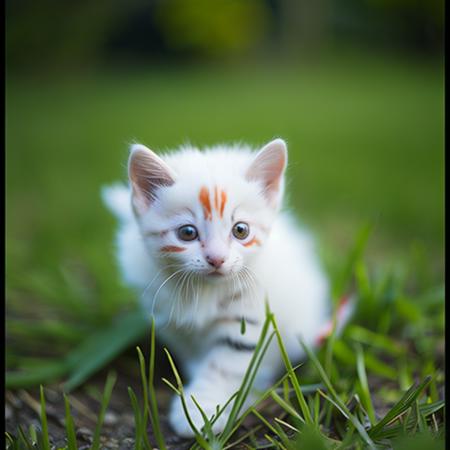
<box><xmin>246</xmin><ymin>138</ymin><xmax>287</xmax><ymax>208</ymax></box>
<box><xmin>128</xmin><ymin>144</ymin><xmax>176</xmax><ymax>215</ymax></box>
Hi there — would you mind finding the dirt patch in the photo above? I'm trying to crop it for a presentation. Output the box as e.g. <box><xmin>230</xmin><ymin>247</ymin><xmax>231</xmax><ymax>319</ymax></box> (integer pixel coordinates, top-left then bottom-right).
<box><xmin>5</xmin><ymin>342</ymin><xmax>270</xmax><ymax>449</ymax></box>
<box><xmin>5</xmin><ymin>346</ymin><xmax>195</xmax><ymax>449</ymax></box>
<box><xmin>6</xmin><ymin>341</ymin><xmax>445</xmax><ymax>448</ymax></box>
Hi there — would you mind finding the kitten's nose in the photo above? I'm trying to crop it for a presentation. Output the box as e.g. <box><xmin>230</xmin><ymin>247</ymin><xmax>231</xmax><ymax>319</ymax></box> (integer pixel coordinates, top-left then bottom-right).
<box><xmin>206</xmin><ymin>255</ymin><xmax>225</xmax><ymax>269</ymax></box>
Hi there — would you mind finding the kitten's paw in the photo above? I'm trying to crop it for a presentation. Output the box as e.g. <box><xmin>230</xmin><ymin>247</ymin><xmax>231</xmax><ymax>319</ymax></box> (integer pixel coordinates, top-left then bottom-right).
<box><xmin>169</xmin><ymin>395</ymin><xmax>229</xmax><ymax>438</ymax></box>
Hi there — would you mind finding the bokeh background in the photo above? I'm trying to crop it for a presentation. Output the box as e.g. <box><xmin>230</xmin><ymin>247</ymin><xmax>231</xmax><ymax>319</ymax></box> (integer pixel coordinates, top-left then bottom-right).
<box><xmin>6</xmin><ymin>0</ymin><xmax>444</xmax><ymax>371</ymax></box>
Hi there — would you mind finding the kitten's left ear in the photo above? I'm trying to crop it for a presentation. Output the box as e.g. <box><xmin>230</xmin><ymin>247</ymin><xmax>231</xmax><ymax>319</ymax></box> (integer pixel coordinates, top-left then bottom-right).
<box><xmin>246</xmin><ymin>138</ymin><xmax>287</xmax><ymax>207</ymax></box>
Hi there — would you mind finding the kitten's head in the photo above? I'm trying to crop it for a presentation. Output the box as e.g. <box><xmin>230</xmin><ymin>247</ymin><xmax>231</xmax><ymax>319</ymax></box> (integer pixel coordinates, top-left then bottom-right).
<box><xmin>128</xmin><ymin>139</ymin><xmax>287</xmax><ymax>282</ymax></box>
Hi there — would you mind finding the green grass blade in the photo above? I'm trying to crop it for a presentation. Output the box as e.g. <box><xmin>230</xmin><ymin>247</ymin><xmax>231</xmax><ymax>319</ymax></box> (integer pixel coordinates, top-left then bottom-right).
<box><xmin>241</xmin><ymin>317</ymin><xmax>246</xmax><ymax>335</ymax></box>
<box><xmin>223</xmin><ymin>330</ymin><xmax>275</xmax><ymax>432</ymax></box>
<box><xmin>415</xmin><ymin>401</ymin><xmax>426</xmax><ymax>433</ymax></box>
<box><xmin>5</xmin><ymin>432</ymin><xmax>15</xmax><ymax>448</ymax></box>
<box><xmin>272</xmin><ymin>422</ymin><xmax>295</xmax><ymax>449</ymax></box>
<box><xmin>219</xmin><ymin>311</ymin><xmax>276</xmax><ymax>442</ymax></box>
<box><xmin>368</xmin><ymin>376</ymin><xmax>432</xmax><ymax>439</ymax></box>
<box><xmin>312</xmin><ymin>391</ymin><xmax>320</xmax><ymax>426</ymax></box>
<box><xmin>300</xmin><ymin>340</ymin><xmax>376</xmax><ymax>449</ymax></box>
<box><xmin>90</xmin><ymin>371</ymin><xmax>117</xmax><ymax>450</ymax></box>
<box><xmin>17</xmin><ymin>425</ymin><xmax>34</xmax><ymax>450</ymax></box>
<box><xmin>419</xmin><ymin>399</ymin><xmax>445</xmax><ymax>416</ymax></box>
<box><xmin>164</xmin><ymin>348</ymin><xmax>210</xmax><ymax>448</ymax></box>
<box><xmin>270</xmin><ymin>391</ymin><xmax>304</xmax><ymax>423</ymax></box>
<box><xmin>190</xmin><ymin>394</ymin><xmax>216</xmax><ymax>442</ymax></box>
<box><xmin>208</xmin><ymin>391</ymin><xmax>238</xmax><ymax>429</ymax></box>
<box><xmin>162</xmin><ymin>377</ymin><xmax>180</xmax><ymax>394</ymax></box>
<box><xmin>220</xmin><ymin>365</ymin><xmax>302</xmax><ymax>443</ymax></box>
<box><xmin>336</xmin><ymin>427</ymin><xmax>355</xmax><ymax>450</ymax></box>
<box><xmin>251</xmin><ymin>408</ymin><xmax>278</xmax><ymax>435</ymax></box>
<box><xmin>355</xmin><ymin>344</ymin><xmax>376</xmax><ymax>425</ymax></box>
<box><xmin>271</xmin><ymin>315</ymin><xmax>313</xmax><ymax>426</ymax></box>
<box><xmin>263</xmin><ymin>433</ymin><xmax>284</xmax><ymax>450</ymax></box>
<box><xmin>136</xmin><ymin>346</ymin><xmax>152</xmax><ymax>450</ymax></box>
<box><xmin>130</xmin><ymin>388</ymin><xmax>144</xmax><ymax>447</ymax></box>
<box><xmin>127</xmin><ymin>387</ymin><xmax>143</xmax><ymax>450</ymax></box>
<box><xmin>63</xmin><ymin>393</ymin><xmax>78</xmax><ymax>450</ymax></box>
<box><xmin>274</xmin><ymin>417</ymin><xmax>300</xmax><ymax>434</ymax></box>
<box><xmin>39</xmin><ymin>385</ymin><xmax>50</xmax><ymax>450</ymax></box>
<box><xmin>370</xmin><ymin>400</ymin><xmax>444</xmax><ymax>440</ymax></box>
<box><xmin>147</xmin><ymin>317</ymin><xmax>167</xmax><ymax>450</ymax></box>
<box><xmin>29</xmin><ymin>423</ymin><xmax>38</xmax><ymax>444</ymax></box>
<box><xmin>317</xmin><ymin>389</ymin><xmax>349</xmax><ymax>419</ymax></box>
<box><xmin>222</xmin><ymin>423</ymin><xmax>265</xmax><ymax>450</ymax></box>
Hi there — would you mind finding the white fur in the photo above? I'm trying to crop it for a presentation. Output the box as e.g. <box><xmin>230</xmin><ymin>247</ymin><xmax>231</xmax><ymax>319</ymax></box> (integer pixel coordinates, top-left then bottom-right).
<box><xmin>102</xmin><ymin>139</ymin><xmax>333</xmax><ymax>437</ymax></box>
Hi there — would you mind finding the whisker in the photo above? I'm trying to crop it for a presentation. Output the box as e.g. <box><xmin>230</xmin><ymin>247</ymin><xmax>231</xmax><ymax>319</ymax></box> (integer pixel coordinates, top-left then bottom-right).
<box><xmin>193</xmin><ymin>273</ymin><xmax>201</xmax><ymax>324</ymax></box>
<box><xmin>152</xmin><ymin>268</ymin><xmax>185</xmax><ymax>317</ymax></box>
<box><xmin>169</xmin><ymin>268</ymin><xmax>188</xmax><ymax>322</ymax></box>
<box><xmin>169</xmin><ymin>270</ymin><xmax>189</xmax><ymax>325</ymax></box>
<box><xmin>241</xmin><ymin>270</ymin><xmax>253</xmax><ymax>303</ymax></box>
<box><xmin>240</xmin><ymin>265</ymin><xmax>259</xmax><ymax>303</ymax></box>
<box><xmin>230</xmin><ymin>270</ymin><xmax>237</xmax><ymax>304</ymax></box>
<box><xmin>185</xmin><ymin>271</ymin><xmax>196</xmax><ymax>329</ymax></box>
<box><xmin>180</xmin><ymin>270</ymin><xmax>194</xmax><ymax>324</ymax></box>
<box><xmin>141</xmin><ymin>263</ymin><xmax>181</xmax><ymax>299</ymax></box>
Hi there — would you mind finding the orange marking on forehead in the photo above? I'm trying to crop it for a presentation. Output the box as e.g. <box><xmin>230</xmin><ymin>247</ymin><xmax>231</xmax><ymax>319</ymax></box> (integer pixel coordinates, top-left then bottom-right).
<box><xmin>214</xmin><ymin>186</ymin><xmax>219</xmax><ymax>212</ymax></box>
<box><xmin>199</xmin><ymin>186</ymin><xmax>212</xmax><ymax>220</ymax></box>
<box><xmin>160</xmin><ymin>245</ymin><xmax>186</xmax><ymax>253</ymax></box>
<box><xmin>220</xmin><ymin>190</ymin><xmax>227</xmax><ymax>218</ymax></box>
<box><xmin>243</xmin><ymin>237</ymin><xmax>261</xmax><ymax>248</ymax></box>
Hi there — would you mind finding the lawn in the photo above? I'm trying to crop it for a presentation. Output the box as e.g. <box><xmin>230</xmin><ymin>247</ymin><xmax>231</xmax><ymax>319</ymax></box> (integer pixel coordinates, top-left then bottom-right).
<box><xmin>6</xmin><ymin>54</ymin><xmax>444</xmax><ymax>449</ymax></box>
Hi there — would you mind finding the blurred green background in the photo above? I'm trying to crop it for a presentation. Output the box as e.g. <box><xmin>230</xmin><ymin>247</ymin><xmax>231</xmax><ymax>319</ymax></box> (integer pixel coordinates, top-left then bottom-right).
<box><xmin>6</xmin><ymin>0</ymin><xmax>444</xmax><ymax>360</ymax></box>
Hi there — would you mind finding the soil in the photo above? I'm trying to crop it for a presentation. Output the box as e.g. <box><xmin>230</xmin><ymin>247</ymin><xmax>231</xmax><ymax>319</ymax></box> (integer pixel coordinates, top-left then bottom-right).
<box><xmin>5</xmin><ymin>341</ymin><xmax>268</xmax><ymax>450</ymax></box>
<box><xmin>5</xmin><ymin>342</ymin><xmax>194</xmax><ymax>450</ymax></box>
<box><xmin>5</xmin><ymin>339</ymin><xmax>445</xmax><ymax>449</ymax></box>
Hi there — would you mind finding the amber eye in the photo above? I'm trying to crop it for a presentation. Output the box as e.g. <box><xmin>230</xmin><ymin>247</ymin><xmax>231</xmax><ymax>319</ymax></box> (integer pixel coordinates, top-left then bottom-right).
<box><xmin>177</xmin><ymin>225</ymin><xmax>198</xmax><ymax>241</ymax></box>
<box><xmin>232</xmin><ymin>222</ymin><xmax>250</xmax><ymax>240</ymax></box>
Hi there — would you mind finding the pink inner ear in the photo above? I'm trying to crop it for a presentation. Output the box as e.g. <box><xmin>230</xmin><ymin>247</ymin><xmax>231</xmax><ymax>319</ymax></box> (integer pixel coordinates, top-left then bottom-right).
<box><xmin>246</xmin><ymin>140</ymin><xmax>287</xmax><ymax>204</ymax></box>
<box><xmin>129</xmin><ymin>145</ymin><xmax>176</xmax><ymax>215</ymax></box>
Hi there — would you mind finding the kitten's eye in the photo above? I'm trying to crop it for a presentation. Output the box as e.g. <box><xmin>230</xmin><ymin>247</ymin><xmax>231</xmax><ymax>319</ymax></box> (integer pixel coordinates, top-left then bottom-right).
<box><xmin>177</xmin><ymin>225</ymin><xmax>198</xmax><ymax>241</ymax></box>
<box><xmin>232</xmin><ymin>222</ymin><xmax>250</xmax><ymax>240</ymax></box>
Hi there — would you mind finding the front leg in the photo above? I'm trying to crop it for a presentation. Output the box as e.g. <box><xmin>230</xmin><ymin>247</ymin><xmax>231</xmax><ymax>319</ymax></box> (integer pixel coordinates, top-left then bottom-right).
<box><xmin>168</xmin><ymin>318</ymin><xmax>275</xmax><ymax>437</ymax></box>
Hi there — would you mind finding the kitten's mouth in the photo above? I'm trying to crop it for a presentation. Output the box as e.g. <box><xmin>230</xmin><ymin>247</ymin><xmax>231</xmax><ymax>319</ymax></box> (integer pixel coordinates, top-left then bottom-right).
<box><xmin>206</xmin><ymin>270</ymin><xmax>227</xmax><ymax>278</ymax></box>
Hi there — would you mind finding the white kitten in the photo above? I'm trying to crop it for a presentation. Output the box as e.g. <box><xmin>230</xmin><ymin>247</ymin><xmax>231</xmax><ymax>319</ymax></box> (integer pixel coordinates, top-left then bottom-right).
<box><xmin>102</xmin><ymin>139</ymin><xmax>349</xmax><ymax>437</ymax></box>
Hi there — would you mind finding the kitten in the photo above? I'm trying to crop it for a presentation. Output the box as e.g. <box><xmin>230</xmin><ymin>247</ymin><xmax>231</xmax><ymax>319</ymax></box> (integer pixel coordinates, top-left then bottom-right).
<box><xmin>102</xmin><ymin>139</ymin><xmax>352</xmax><ymax>437</ymax></box>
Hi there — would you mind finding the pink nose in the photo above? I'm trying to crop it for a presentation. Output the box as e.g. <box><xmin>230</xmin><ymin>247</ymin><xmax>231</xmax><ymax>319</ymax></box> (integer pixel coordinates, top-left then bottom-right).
<box><xmin>206</xmin><ymin>255</ymin><xmax>225</xmax><ymax>269</ymax></box>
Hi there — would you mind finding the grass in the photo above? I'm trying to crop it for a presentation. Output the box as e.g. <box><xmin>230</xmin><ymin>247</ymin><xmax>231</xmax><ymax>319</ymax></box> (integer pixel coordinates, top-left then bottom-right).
<box><xmin>5</xmin><ymin>53</ymin><xmax>444</xmax><ymax>448</ymax></box>
<box><xmin>5</xmin><ymin>255</ymin><xmax>445</xmax><ymax>448</ymax></box>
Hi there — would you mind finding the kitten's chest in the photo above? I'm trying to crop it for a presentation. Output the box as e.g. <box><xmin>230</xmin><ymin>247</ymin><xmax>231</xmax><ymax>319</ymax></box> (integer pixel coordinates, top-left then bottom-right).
<box><xmin>151</xmin><ymin>275</ymin><xmax>264</xmax><ymax>333</ymax></box>
<box><xmin>151</xmin><ymin>277</ymin><xmax>255</xmax><ymax>320</ymax></box>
